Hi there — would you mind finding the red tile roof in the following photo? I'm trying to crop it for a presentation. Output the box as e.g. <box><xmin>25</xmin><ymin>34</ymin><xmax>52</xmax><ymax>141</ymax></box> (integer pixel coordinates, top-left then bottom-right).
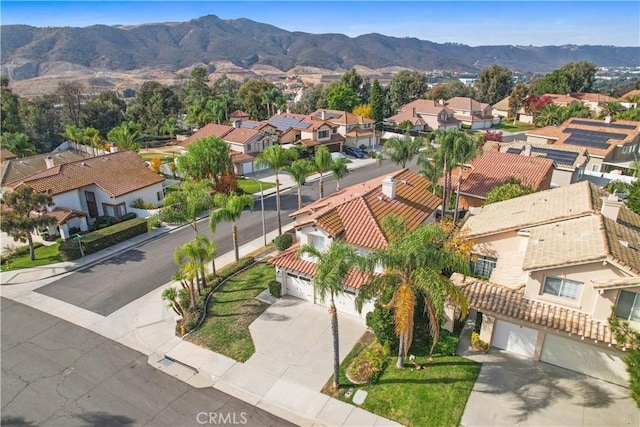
<box><xmin>445</xmin><ymin>97</ymin><xmax>491</xmax><ymax>112</ymax></box>
<box><xmin>179</xmin><ymin>123</ymin><xmax>263</xmax><ymax>147</ymax></box>
<box><xmin>0</xmin><ymin>149</ymin><xmax>17</xmax><ymax>161</ymax></box>
<box><xmin>452</xmin><ymin>273</ymin><xmax>617</xmax><ymax>346</ymax></box>
<box><xmin>453</xmin><ymin>150</ymin><xmax>554</xmax><ymax>199</ymax></box>
<box><xmin>44</xmin><ymin>208</ymin><xmax>87</xmax><ymax>225</ymax></box>
<box><xmin>293</xmin><ymin>169</ymin><xmax>441</xmax><ymax>249</ymax></box>
<box><xmin>13</xmin><ymin>151</ymin><xmax>164</xmax><ymax>198</ymax></box>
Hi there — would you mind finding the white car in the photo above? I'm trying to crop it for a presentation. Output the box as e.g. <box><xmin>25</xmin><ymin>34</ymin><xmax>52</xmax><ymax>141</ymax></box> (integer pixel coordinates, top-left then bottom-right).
<box><xmin>330</xmin><ymin>152</ymin><xmax>347</xmax><ymax>161</ymax></box>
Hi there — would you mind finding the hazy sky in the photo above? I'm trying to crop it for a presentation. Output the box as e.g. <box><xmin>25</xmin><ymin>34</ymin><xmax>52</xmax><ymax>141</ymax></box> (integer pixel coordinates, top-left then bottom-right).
<box><xmin>2</xmin><ymin>1</ymin><xmax>639</xmax><ymax>47</ymax></box>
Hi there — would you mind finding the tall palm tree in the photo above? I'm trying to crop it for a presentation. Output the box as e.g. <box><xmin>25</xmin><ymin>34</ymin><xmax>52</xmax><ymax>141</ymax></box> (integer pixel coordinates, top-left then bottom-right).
<box><xmin>255</xmin><ymin>145</ymin><xmax>297</xmax><ymax>235</ymax></box>
<box><xmin>83</xmin><ymin>127</ymin><xmax>102</xmax><ymax>157</ymax></box>
<box><xmin>331</xmin><ymin>158</ymin><xmax>349</xmax><ymax>191</ymax></box>
<box><xmin>62</xmin><ymin>124</ymin><xmax>85</xmax><ymax>151</ymax></box>
<box><xmin>381</xmin><ymin>133</ymin><xmax>424</xmax><ymax>168</ymax></box>
<box><xmin>107</xmin><ymin>121</ymin><xmax>141</xmax><ymax>151</ymax></box>
<box><xmin>160</xmin><ymin>117</ymin><xmax>181</xmax><ymax>140</ymax></box>
<box><xmin>357</xmin><ymin>219</ymin><xmax>470</xmax><ymax>368</ymax></box>
<box><xmin>174</xmin><ymin>243</ymin><xmax>203</xmax><ymax>310</ymax></box>
<box><xmin>174</xmin><ymin>234</ymin><xmax>211</xmax><ymax>293</ymax></box>
<box><xmin>298</xmin><ymin>239</ymin><xmax>360</xmax><ymax>390</ymax></box>
<box><xmin>310</xmin><ymin>145</ymin><xmax>333</xmax><ymax>199</ymax></box>
<box><xmin>209</xmin><ymin>193</ymin><xmax>254</xmax><ymax>261</ymax></box>
<box><xmin>284</xmin><ymin>159</ymin><xmax>313</xmax><ymax>210</ymax></box>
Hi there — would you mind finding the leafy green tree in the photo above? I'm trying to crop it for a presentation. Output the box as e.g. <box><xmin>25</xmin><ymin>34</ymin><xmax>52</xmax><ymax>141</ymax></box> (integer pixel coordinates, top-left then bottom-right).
<box><xmin>298</xmin><ymin>239</ymin><xmax>361</xmax><ymax>389</ymax></box>
<box><xmin>184</xmin><ymin>66</ymin><xmax>211</xmax><ymax>108</ymax></box>
<box><xmin>530</xmin><ymin>69</ymin><xmax>572</xmax><ymax>96</ymax></box>
<box><xmin>331</xmin><ymin>158</ymin><xmax>349</xmax><ymax>191</ymax></box>
<box><xmin>327</xmin><ymin>84</ymin><xmax>360</xmax><ymax>112</ymax></box>
<box><xmin>485</xmin><ymin>179</ymin><xmax>536</xmax><ymax>204</ymax></box>
<box><xmin>292</xmin><ymin>84</ymin><xmax>326</xmax><ymax>114</ymax></box>
<box><xmin>129</xmin><ymin>81</ymin><xmax>181</xmax><ymax>134</ymax></box>
<box><xmin>561</xmin><ymin>61</ymin><xmax>597</xmax><ymax>93</ymax></box>
<box><xmin>626</xmin><ymin>180</ymin><xmax>640</xmax><ymax>215</ymax></box>
<box><xmin>509</xmin><ymin>83</ymin><xmax>529</xmax><ymax>124</ymax></box>
<box><xmin>310</xmin><ymin>145</ymin><xmax>333</xmax><ymax>199</ymax></box>
<box><xmin>0</xmin><ymin>132</ymin><xmax>37</xmax><ymax>157</ymax></box>
<box><xmin>426</xmin><ymin>80</ymin><xmax>475</xmax><ymax>102</ymax></box>
<box><xmin>1</xmin><ymin>77</ymin><xmax>22</xmax><ymax>134</ymax></box>
<box><xmin>0</xmin><ymin>186</ymin><xmax>56</xmax><ymax>260</ymax></box>
<box><xmin>81</xmin><ymin>90</ymin><xmax>126</xmax><ymax>138</ymax></box>
<box><xmin>388</xmin><ymin>70</ymin><xmax>428</xmax><ymax>111</ymax></box>
<box><xmin>370</xmin><ymin>79</ymin><xmax>385</xmax><ymax>129</ymax></box>
<box><xmin>255</xmin><ymin>145</ymin><xmax>297</xmax><ymax>235</ymax></box>
<box><xmin>284</xmin><ymin>159</ymin><xmax>313</xmax><ymax>210</ymax></box>
<box><xmin>381</xmin><ymin>134</ymin><xmax>424</xmax><ymax>168</ymax></box>
<box><xmin>107</xmin><ymin>121</ymin><xmax>141</xmax><ymax>151</ymax></box>
<box><xmin>340</xmin><ymin>68</ymin><xmax>370</xmax><ymax>102</ymax></box>
<box><xmin>238</xmin><ymin>79</ymin><xmax>277</xmax><ymax>120</ymax></box>
<box><xmin>19</xmin><ymin>95</ymin><xmax>62</xmax><ymax>153</ymax></box>
<box><xmin>608</xmin><ymin>313</ymin><xmax>640</xmax><ymax>407</ymax></box>
<box><xmin>176</xmin><ymin>136</ymin><xmax>233</xmax><ymax>186</ymax></box>
<box><xmin>619</xmin><ymin>108</ymin><xmax>640</xmax><ymax>121</ymax></box>
<box><xmin>149</xmin><ymin>180</ymin><xmax>214</xmax><ymax>234</ymax></box>
<box><xmin>56</xmin><ymin>82</ymin><xmax>86</xmax><ymax>127</ymax></box>
<box><xmin>209</xmin><ymin>193</ymin><xmax>254</xmax><ymax>261</ymax></box>
<box><xmin>356</xmin><ymin>219</ymin><xmax>469</xmax><ymax>367</ymax></box>
<box><xmin>475</xmin><ymin>64</ymin><xmax>514</xmax><ymax>105</ymax></box>
<box><xmin>211</xmin><ymin>76</ymin><xmax>241</xmax><ymax>103</ymax></box>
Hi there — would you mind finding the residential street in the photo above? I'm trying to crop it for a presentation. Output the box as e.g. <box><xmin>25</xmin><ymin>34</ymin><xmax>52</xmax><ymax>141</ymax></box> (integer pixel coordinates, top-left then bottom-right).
<box><xmin>36</xmin><ymin>160</ymin><xmax>417</xmax><ymax>316</ymax></box>
<box><xmin>0</xmin><ymin>297</ymin><xmax>293</xmax><ymax>427</ymax></box>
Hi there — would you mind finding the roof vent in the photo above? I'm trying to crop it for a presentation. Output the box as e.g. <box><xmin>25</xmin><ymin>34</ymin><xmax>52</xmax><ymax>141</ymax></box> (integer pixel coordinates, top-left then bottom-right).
<box><xmin>82</xmin><ymin>162</ymin><xmax>88</xmax><ymax>166</ymax></box>
<box><xmin>377</xmin><ymin>195</ymin><xmax>384</xmax><ymax>202</ymax></box>
<box><xmin>619</xmin><ymin>239</ymin><xmax>629</xmax><ymax>248</ymax></box>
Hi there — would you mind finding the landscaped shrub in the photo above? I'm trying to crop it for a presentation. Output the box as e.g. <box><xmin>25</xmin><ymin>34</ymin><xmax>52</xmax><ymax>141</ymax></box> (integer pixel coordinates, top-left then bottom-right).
<box><xmin>206</xmin><ymin>256</ymin><xmax>256</xmax><ymax>288</ymax></box>
<box><xmin>130</xmin><ymin>197</ymin><xmax>156</xmax><ymax>210</ymax></box>
<box><xmin>268</xmin><ymin>280</ymin><xmax>282</xmax><ymax>298</ymax></box>
<box><xmin>58</xmin><ymin>218</ymin><xmax>148</xmax><ymax>260</ymax></box>
<box><xmin>272</xmin><ymin>233</ymin><xmax>294</xmax><ymax>251</ymax></box>
<box><xmin>346</xmin><ymin>339</ymin><xmax>390</xmax><ymax>384</ymax></box>
<box><xmin>427</xmin><ymin>329</ymin><xmax>460</xmax><ymax>356</ymax></box>
<box><xmin>366</xmin><ymin>288</ymin><xmax>399</xmax><ymax>350</ymax></box>
<box><xmin>119</xmin><ymin>212</ymin><xmax>138</xmax><ymax>222</ymax></box>
<box><xmin>471</xmin><ymin>332</ymin><xmax>490</xmax><ymax>352</ymax></box>
<box><xmin>0</xmin><ymin>242</ymin><xmax>45</xmax><ymax>263</ymax></box>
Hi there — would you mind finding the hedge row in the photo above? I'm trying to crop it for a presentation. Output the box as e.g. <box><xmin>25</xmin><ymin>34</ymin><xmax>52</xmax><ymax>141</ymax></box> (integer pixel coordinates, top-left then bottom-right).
<box><xmin>59</xmin><ymin>218</ymin><xmax>148</xmax><ymax>260</ymax></box>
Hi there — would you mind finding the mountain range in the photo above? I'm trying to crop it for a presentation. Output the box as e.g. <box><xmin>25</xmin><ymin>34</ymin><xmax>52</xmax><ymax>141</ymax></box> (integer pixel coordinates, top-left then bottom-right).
<box><xmin>1</xmin><ymin>14</ymin><xmax>639</xmax><ymax>86</ymax></box>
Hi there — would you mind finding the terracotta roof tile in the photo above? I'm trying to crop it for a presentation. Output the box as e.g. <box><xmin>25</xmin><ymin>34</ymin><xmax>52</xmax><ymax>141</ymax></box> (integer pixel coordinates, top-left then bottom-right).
<box><xmin>0</xmin><ymin>149</ymin><xmax>17</xmax><ymax>161</ymax></box>
<box><xmin>445</xmin><ymin>97</ymin><xmax>491</xmax><ymax>112</ymax></box>
<box><xmin>452</xmin><ymin>273</ymin><xmax>617</xmax><ymax>345</ymax></box>
<box><xmin>1</xmin><ymin>150</ymin><xmax>89</xmax><ymax>187</ymax></box>
<box><xmin>44</xmin><ymin>207</ymin><xmax>87</xmax><ymax>225</ymax></box>
<box><xmin>13</xmin><ymin>151</ymin><xmax>164</xmax><ymax>198</ymax></box>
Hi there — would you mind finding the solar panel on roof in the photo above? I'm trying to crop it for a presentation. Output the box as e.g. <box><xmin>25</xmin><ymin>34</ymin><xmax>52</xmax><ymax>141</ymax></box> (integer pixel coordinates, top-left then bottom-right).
<box><xmin>562</xmin><ymin>127</ymin><xmax>626</xmax><ymax>140</ymax></box>
<box><xmin>564</xmin><ymin>135</ymin><xmax>610</xmax><ymax>150</ymax></box>
<box><xmin>571</xmin><ymin>119</ymin><xmax>637</xmax><ymax>130</ymax></box>
<box><xmin>530</xmin><ymin>146</ymin><xmax>579</xmax><ymax>165</ymax></box>
<box><xmin>268</xmin><ymin>116</ymin><xmax>311</xmax><ymax>131</ymax></box>
<box><xmin>506</xmin><ymin>147</ymin><xmax>523</xmax><ymax>154</ymax></box>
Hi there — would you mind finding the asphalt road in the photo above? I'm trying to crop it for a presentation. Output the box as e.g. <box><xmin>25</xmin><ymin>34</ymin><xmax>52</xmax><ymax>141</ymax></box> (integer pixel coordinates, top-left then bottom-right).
<box><xmin>36</xmin><ymin>160</ymin><xmax>417</xmax><ymax>316</ymax></box>
<box><xmin>0</xmin><ymin>297</ymin><xmax>293</xmax><ymax>427</ymax></box>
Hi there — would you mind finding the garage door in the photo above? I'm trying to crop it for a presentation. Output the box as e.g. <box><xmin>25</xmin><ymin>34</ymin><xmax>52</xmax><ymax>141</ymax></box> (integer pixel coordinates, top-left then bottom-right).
<box><xmin>316</xmin><ymin>291</ymin><xmax>375</xmax><ymax>321</ymax></box>
<box><xmin>541</xmin><ymin>333</ymin><xmax>628</xmax><ymax>386</ymax></box>
<box><xmin>285</xmin><ymin>272</ymin><xmax>313</xmax><ymax>302</ymax></box>
<box><xmin>492</xmin><ymin>320</ymin><xmax>539</xmax><ymax>358</ymax></box>
<box><xmin>241</xmin><ymin>162</ymin><xmax>253</xmax><ymax>175</ymax></box>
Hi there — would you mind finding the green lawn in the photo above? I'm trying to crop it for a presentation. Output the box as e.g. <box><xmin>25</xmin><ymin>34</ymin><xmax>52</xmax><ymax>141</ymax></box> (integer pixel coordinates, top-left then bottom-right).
<box><xmin>185</xmin><ymin>262</ymin><xmax>274</xmax><ymax>362</ymax></box>
<box><xmin>2</xmin><ymin>242</ymin><xmax>62</xmax><ymax>270</ymax></box>
<box><xmin>326</xmin><ymin>332</ymin><xmax>481</xmax><ymax>427</ymax></box>
<box><xmin>491</xmin><ymin>121</ymin><xmax>536</xmax><ymax>132</ymax></box>
<box><xmin>139</xmin><ymin>153</ymin><xmax>177</xmax><ymax>163</ymax></box>
<box><xmin>237</xmin><ymin>178</ymin><xmax>276</xmax><ymax>194</ymax></box>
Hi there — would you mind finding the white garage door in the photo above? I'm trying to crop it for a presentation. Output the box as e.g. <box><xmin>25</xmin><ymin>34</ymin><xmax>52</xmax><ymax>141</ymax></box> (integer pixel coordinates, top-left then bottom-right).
<box><xmin>316</xmin><ymin>291</ymin><xmax>375</xmax><ymax>321</ymax></box>
<box><xmin>493</xmin><ymin>320</ymin><xmax>539</xmax><ymax>358</ymax></box>
<box><xmin>241</xmin><ymin>162</ymin><xmax>254</xmax><ymax>175</ymax></box>
<box><xmin>285</xmin><ymin>272</ymin><xmax>313</xmax><ymax>302</ymax></box>
<box><xmin>541</xmin><ymin>333</ymin><xmax>628</xmax><ymax>386</ymax></box>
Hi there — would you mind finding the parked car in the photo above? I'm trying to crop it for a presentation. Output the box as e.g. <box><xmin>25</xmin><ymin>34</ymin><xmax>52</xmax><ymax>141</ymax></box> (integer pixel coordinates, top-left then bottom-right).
<box><xmin>343</xmin><ymin>146</ymin><xmax>365</xmax><ymax>158</ymax></box>
<box><xmin>331</xmin><ymin>152</ymin><xmax>347</xmax><ymax>161</ymax></box>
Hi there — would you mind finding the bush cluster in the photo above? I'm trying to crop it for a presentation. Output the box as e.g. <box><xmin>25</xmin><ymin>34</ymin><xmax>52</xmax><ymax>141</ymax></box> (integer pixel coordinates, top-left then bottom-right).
<box><xmin>58</xmin><ymin>218</ymin><xmax>147</xmax><ymax>260</ymax></box>
<box><xmin>130</xmin><ymin>197</ymin><xmax>157</xmax><ymax>209</ymax></box>
<box><xmin>346</xmin><ymin>339</ymin><xmax>390</xmax><ymax>384</ymax></box>
<box><xmin>268</xmin><ymin>280</ymin><xmax>282</xmax><ymax>298</ymax></box>
<box><xmin>471</xmin><ymin>332</ymin><xmax>490</xmax><ymax>352</ymax></box>
<box><xmin>0</xmin><ymin>242</ymin><xmax>45</xmax><ymax>263</ymax></box>
<box><xmin>272</xmin><ymin>233</ymin><xmax>294</xmax><ymax>251</ymax></box>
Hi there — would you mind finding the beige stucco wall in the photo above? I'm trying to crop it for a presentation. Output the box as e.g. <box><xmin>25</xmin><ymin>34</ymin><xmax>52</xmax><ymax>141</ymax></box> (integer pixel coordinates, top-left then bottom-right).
<box><xmin>472</xmin><ymin>231</ymin><xmax>529</xmax><ymax>289</ymax></box>
<box><xmin>526</xmin><ymin>135</ymin><xmax>554</xmax><ymax>145</ymax></box>
<box><xmin>525</xmin><ymin>262</ymin><xmax>631</xmax><ymax>321</ymax></box>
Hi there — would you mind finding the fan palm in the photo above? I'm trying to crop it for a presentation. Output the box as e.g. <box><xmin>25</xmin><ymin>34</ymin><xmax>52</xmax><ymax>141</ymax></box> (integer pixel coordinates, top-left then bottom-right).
<box><xmin>298</xmin><ymin>239</ymin><xmax>361</xmax><ymax>389</ymax></box>
<box><xmin>255</xmin><ymin>145</ymin><xmax>297</xmax><ymax>235</ymax></box>
<box><xmin>310</xmin><ymin>145</ymin><xmax>333</xmax><ymax>199</ymax></box>
<box><xmin>599</xmin><ymin>101</ymin><xmax>624</xmax><ymax>119</ymax></box>
<box><xmin>0</xmin><ymin>132</ymin><xmax>36</xmax><ymax>157</ymax></box>
<box><xmin>174</xmin><ymin>234</ymin><xmax>212</xmax><ymax>293</ymax></box>
<box><xmin>534</xmin><ymin>103</ymin><xmax>564</xmax><ymax>127</ymax></box>
<box><xmin>331</xmin><ymin>158</ymin><xmax>349</xmax><ymax>191</ymax></box>
<box><xmin>381</xmin><ymin>133</ymin><xmax>424</xmax><ymax>168</ymax></box>
<box><xmin>83</xmin><ymin>127</ymin><xmax>102</xmax><ymax>157</ymax></box>
<box><xmin>209</xmin><ymin>193</ymin><xmax>254</xmax><ymax>261</ymax></box>
<box><xmin>284</xmin><ymin>159</ymin><xmax>313</xmax><ymax>210</ymax></box>
<box><xmin>357</xmin><ymin>220</ymin><xmax>470</xmax><ymax>368</ymax></box>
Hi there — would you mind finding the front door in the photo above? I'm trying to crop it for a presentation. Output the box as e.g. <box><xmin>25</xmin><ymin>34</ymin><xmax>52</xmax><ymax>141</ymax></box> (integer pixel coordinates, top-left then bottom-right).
<box><xmin>85</xmin><ymin>191</ymin><xmax>98</xmax><ymax>218</ymax></box>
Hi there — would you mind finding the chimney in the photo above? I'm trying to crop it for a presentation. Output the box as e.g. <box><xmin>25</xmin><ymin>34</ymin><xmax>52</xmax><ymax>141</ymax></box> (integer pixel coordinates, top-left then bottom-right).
<box><xmin>109</xmin><ymin>144</ymin><xmax>118</xmax><ymax>153</ymax></box>
<box><xmin>604</xmin><ymin>115</ymin><xmax>612</xmax><ymax>124</ymax></box>
<box><xmin>523</xmin><ymin>144</ymin><xmax>532</xmax><ymax>157</ymax></box>
<box><xmin>232</xmin><ymin>119</ymin><xmax>241</xmax><ymax>128</ymax></box>
<box><xmin>601</xmin><ymin>194</ymin><xmax>623</xmax><ymax>220</ymax></box>
<box><xmin>412</xmin><ymin>107</ymin><xmax>416</xmax><ymax>117</ymax></box>
<box><xmin>438</xmin><ymin>99</ymin><xmax>444</xmax><ymax>106</ymax></box>
<box><xmin>382</xmin><ymin>176</ymin><xmax>396</xmax><ymax>199</ymax></box>
<box><xmin>44</xmin><ymin>156</ymin><xmax>55</xmax><ymax>169</ymax></box>
<box><xmin>277</xmin><ymin>108</ymin><xmax>282</xmax><ymax>115</ymax></box>
<box><xmin>321</xmin><ymin>110</ymin><xmax>326</xmax><ymax>120</ymax></box>
<box><xmin>286</xmin><ymin>105</ymin><xmax>291</xmax><ymax>114</ymax></box>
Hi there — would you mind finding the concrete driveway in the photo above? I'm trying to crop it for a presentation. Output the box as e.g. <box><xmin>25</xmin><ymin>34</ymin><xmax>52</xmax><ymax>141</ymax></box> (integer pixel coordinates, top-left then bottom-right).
<box><xmin>461</xmin><ymin>350</ymin><xmax>639</xmax><ymax>426</ymax></box>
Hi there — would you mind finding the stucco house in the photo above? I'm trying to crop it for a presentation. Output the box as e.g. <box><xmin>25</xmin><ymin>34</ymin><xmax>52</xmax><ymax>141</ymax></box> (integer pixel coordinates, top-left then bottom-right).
<box><xmin>386</xmin><ymin>99</ymin><xmax>461</xmax><ymax>132</ymax></box>
<box><xmin>450</xmin><ymin>181</ymin><xmax>639</xmax><ymax>386</ymax></box>
<box><xmin>1</xmin><ymin>150</ymin><xmax>89</xmax><ymax>189</ymax></box>
<box><xmin>525</xmin><ymin>117</ymin><xmax>640</xmax><ymax>175</ymax></box>
<box><xmin>268</xmin><ymin>112</ymin><xmax>345</xmax><ymax>154</ymax></box>
<box><xmin>269</xmin><ymin>168</ymin><xmax>441</xmax><ymax>321</ymax></box>
<box><xmin>498</xmin><ymin>141</ymin><xmax>589</xmax><ymax>188</ymax></box>
<box><xmin>447</xmin><ymin>150</ymin><xmax>554</xmax><ymax>210</ymax></box>
<box><xmin>444</xmin><ymin>97</ymin><xmax>498</xmax><ymax>129</ymax></box>
<box><xmin>311</xmin><ymin>109</ymin><xmax>378</xmax><ymax>149</ymax></box>
<box><xmin>5</xmin><ymin>150</ymin><xmax>164</xmax><ymax>240</ymax></box>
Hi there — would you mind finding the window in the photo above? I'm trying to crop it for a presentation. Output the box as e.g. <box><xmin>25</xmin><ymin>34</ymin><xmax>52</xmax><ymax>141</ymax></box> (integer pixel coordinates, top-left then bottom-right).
<box><xmin>102</xmin><ymin>202</ymin><xmax>126</xmax><ymax>218</ymax></box>
<box><xmin>332</xmin><ymin>128</ymin><xmax>337</xmax><ymax>134</ymax></box>
<box><xmin>591</xmin><ymin>164</ymin><xmax>600</xmax><ymax>172</ymax></box>
<box><xmin>318</xmin><ymin>130</ymin><xmax>329</xmax><ymax>139</ymax></box>
<box><xmin>157</xmin><ymin>191</ymin><xmax>164</xmax><ymax>202</ymax></box>
<box><xmin>615</xmin><ymin>290</ymin><xmax>640</xmax><ymax>322</ymax></box>
<box><xmin>471</xmin><ymin>255</ymin><xmax>497</xmax><ymax>278</ymax></box>
<box><xmin>312</xmin><ymin>234</ymin><xmax>324</xmax><ymax>251</ymax></box>
<box><xmin>542</xmin><ymin>276</ymin><xmax>581</xmax><ymax>300</ymax></box>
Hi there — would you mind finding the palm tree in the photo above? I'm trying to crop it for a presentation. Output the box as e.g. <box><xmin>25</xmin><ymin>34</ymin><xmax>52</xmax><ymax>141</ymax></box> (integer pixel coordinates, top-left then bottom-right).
<box><xmin>356</xmin><ymin>219</ymin><xmax>470</xmax><ymax>368</ymax></box>
<box><xmin>599</xmin><ymin>101</ymin><xmax>624</xmax><ymax>119</ymax></box>
<box><xmin>381</xmin><ymin>133</ymin><xmax>424</xmax><ymax>168</ymax></box>
<box><xmin>149</xmin><ymin>180</ymin><xmax>214</xmax><ymax>234</ymax></box>
<box><xmin>107</xmin><ymin>121</ymin><xmax>141</xmax><ymax>151</ymax></box>
<box><xmin>534</xmin><ymin>103</ymin><xmax>564</xmax><ymax>127</ymax></box>
<box><xmin>209</xmin><ymin>193</ymin><xmax>254</xmax><ymax>261</ymax></box>
<box><xmin>331</xmin><ymin>158</ymin><xmax>349</xmax><ymax>191</ymax></box>
<box><xmin>0</xmin><ymin>132</ymin><xmax>36</xmax><ymax>157</ymax></box>
<box><xmin>255</xmin><ymin>145</ymin><xmax>297</xmax><ymax>235</ymax></box>
<box><xmin>173</xmin><ymin>244</ymin><xmax>202</xmax><ymax>310</ymax></box>
<box><xmin>62</xmin><ymin>124</ymin><xmax>85</xmax><ymax>151</ymax></box>
<box><xmin>174</xmin><ymin>234</ymin><xmax>211</xmax><ymax>293</ymax></box>
<box><xmin>83</xmin><ymin>127</ymin><xmax>102</xmax><ymax>157</ymax></box>
<box><xmin>298</xmin><ymin>239</ymin><xmax>360</xmax><ymax>390</ymax></box>
<box><xmin>562</xmin><ymin>101</ymin><xmax>591</xmax><ymax>121</ymax></box>
<box><xmin>160</xmin><ymin>117</ymin><xmax>181</xmax><ymax>140</ymax></box>
<box><xmin>162</xmin><ymin>287</ymin><xmax>185</xmax><ymax>317</ymax></box>
<box><xmin>284</xmin><ymin>159</ymin><xmax>313</xmax><ymax>210</ymax></box>
<box><xmin>310</xmin><ymin>145</ymin><xmax>333</xmax><ymax>199</ymax></box>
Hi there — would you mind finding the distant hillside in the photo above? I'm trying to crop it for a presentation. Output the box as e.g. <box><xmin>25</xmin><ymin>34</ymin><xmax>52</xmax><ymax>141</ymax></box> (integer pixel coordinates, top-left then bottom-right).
<box><xmin>2</xmin><ymin>14</ymin><xmax>639</xmax><ymax>82</ymax></box>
